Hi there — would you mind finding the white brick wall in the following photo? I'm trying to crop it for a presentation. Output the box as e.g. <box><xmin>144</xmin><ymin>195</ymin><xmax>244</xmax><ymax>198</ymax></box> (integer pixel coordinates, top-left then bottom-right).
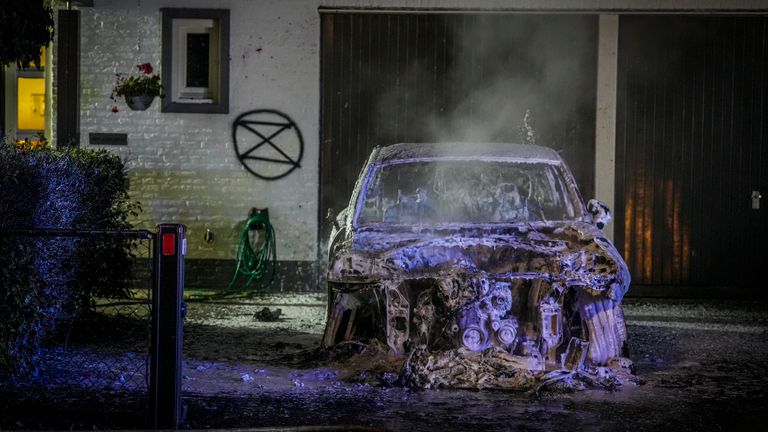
<box><xmin>75</xmin><ymin>0</ymin><xmax>320</xmax><ymax>261</ymax></box>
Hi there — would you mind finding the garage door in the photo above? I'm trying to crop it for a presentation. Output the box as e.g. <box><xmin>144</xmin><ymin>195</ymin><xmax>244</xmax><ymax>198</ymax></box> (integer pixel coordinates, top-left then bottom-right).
<box><xmin>615</xmin><ymin>16</ymin><xmax>768</xmax><ymax>290</ymax></box>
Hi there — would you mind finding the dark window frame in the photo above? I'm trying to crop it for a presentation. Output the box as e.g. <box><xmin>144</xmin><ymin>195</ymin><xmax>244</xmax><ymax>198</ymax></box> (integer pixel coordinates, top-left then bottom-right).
<box><xmin>161</xmin><ymin>8</ymin><xmax>229</xmax><ymax>114</ymax></box>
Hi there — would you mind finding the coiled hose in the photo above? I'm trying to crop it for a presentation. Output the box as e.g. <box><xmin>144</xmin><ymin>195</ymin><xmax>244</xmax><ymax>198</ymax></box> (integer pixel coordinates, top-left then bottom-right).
<box><xmin>228</xmin><ymin>213</ymin><xmax>276</xmax><ymax>292</ymax></box>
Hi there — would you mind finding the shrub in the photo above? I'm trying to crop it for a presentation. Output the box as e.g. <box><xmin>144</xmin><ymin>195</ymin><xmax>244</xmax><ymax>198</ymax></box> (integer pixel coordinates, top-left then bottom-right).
<box><xmin>0</xmin><ymin>143</ymin><xmax>140</xmax><ymax>378</ymax></box>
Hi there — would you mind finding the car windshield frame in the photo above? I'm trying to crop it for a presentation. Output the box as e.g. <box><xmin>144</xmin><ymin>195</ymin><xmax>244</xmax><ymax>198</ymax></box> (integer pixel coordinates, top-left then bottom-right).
<box><xmin>352</xmin><ymin>157</ymin><xmax>587</xmax><ymax>228</ymax></box>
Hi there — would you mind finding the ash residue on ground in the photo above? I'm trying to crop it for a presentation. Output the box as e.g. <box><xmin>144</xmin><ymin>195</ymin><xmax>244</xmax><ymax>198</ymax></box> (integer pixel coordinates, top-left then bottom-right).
<box><xmin>2</xmin><ymin>294</ymin><xmax>767</xmax><ymax>430</ymax></box>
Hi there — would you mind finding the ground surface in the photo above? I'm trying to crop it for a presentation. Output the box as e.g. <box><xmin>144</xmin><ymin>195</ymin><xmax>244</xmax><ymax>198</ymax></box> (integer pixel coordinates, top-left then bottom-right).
<box><xmin>2</xmin><ymin>294</ymin><xmax>767</xmax><ymax>430</ymax></box>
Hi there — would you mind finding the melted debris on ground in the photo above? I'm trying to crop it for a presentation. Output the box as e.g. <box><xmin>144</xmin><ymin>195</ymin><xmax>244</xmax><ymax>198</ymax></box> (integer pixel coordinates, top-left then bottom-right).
<box><xmin>2</xmin><ymin>295</ymin><xmax>767</xmax><ymax>431</ymax></box>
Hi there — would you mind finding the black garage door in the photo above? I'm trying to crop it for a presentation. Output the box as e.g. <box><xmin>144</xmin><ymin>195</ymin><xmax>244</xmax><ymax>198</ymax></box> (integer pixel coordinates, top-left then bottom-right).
<box><xmin>319</xmin><ymin>13</ymin><xmax>599</xmax><ymax>246</ymax></box>
<box><xmin>616</xmin><ymin>16</ymin><xmax>768</xmax><ymax>290</ymax></box>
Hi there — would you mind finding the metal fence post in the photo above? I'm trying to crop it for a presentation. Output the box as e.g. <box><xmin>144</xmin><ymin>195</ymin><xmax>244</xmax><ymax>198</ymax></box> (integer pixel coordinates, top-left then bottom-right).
<box><xmin>149</xmin><ymin>224</ymin><xmax>186</xmax><ymax>429</ymax></box>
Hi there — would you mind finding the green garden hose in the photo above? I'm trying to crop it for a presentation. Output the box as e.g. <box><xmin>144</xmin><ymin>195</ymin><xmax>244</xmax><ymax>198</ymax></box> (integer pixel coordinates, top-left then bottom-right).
<box><xmin>228</xmin><ymin>212</ymin><xmax>276</xmax><ymax>292</ymax></box>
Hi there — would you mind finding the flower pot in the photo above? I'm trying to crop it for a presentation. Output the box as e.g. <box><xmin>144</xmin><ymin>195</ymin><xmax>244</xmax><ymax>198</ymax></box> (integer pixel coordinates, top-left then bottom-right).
<box><xmin>125</xmin><ymin>94</ymin><xmax>155</xmax><ymax>111</ymax></box>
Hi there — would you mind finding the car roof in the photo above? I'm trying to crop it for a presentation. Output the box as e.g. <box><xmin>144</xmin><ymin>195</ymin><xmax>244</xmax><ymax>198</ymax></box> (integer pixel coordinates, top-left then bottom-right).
<box><xmin>374</xmin><ymin>142</ymin><xmax>563</xmax><ymax>164</ymax></box>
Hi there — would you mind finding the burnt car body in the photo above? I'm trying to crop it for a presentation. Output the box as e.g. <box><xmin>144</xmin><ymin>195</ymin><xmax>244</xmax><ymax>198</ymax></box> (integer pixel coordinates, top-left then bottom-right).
<box><xmin>323</xmin><ymin>143</ymin><xmax>631</xmax><ymax>385</ymax></box>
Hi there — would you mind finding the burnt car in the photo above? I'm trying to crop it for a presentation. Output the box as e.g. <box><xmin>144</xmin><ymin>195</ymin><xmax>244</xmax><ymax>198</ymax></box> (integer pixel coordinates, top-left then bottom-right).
<box><xmin>323</xmin><ymin>143</ymin><xmax>631</xmax><ymax>386</ymax></box>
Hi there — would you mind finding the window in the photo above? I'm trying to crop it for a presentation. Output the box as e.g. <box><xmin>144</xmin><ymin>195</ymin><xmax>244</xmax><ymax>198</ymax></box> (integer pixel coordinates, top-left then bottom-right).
<box><xmin>161</xmin><ymin>8</ymin><xmax>229</xmax><ymax>113</ymax></box>
<box><xmin>17</xmin><ymin>77</ymin><xmax>45</xmax><ymax>131</ymax></box>
<box><xmin>3</xmin><ymin>46</ymin><xmax>49</xmax><ymax>144</ymax></box>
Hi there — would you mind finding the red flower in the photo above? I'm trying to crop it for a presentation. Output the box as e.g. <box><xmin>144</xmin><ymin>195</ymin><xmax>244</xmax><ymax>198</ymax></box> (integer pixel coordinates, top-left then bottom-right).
<box><xmin>137</xmin><ymin>63</ymin><xmax>153</xmax><ymax>74</ymax></box>
<box><xmin>153</xmin><ymin>74</ymin><xmax>160</xmax><ymax>81</ymax></box>
<box><xmin>111</xmin><ymin>105</ymin><xmax>119</xmax><ymax>113</ymax></box>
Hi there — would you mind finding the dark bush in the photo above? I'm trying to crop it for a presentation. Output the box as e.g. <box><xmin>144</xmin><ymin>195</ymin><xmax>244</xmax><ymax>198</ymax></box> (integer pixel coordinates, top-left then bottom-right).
<box><xmin>0</xmin><ymin>143</ymin><xmax>140</xmax><ymax>378</ymax></box>
<box><xmin>0</xmin><ymin>0</ymin><xmax>55</xmax><ymax>68</ymax></box>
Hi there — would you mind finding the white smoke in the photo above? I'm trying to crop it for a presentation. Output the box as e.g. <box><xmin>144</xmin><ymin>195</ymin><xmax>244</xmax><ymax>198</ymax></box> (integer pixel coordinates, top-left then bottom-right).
<box><xmin>374</xmin><ymin>14</ymin><xmax>595</xmax><ymax>149</ymax></box>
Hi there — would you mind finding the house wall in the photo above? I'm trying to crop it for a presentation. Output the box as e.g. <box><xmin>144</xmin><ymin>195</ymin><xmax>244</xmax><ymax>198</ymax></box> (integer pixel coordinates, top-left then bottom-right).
<box><xmin>74</xmin><ymin>0</ymin><xmax>321</xmax><ymax>290</ymax></box>
<box><xmin>58</xmin><ymin>0</ymin><xmax>768</xmax><ymax>291</ymax></box>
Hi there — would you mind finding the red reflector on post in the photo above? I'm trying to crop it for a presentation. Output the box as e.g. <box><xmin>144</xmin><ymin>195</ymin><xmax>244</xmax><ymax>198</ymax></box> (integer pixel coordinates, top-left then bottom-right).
<box><xmin>162</xmin><ymin>233</ymin><xmax>176</xmax><ymax>256</ymax></box>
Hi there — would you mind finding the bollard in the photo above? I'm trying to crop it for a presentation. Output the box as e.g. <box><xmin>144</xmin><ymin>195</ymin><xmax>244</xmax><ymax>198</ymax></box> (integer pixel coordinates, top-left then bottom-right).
<box><xmin>149</xmin><ymin>224</ymin><xmax>186</xmax><ymax>429</ymax></box>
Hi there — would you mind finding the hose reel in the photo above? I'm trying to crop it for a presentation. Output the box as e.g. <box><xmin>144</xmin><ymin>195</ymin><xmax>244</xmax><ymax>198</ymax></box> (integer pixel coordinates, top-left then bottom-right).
<box><xmin>228</xmin><ymin>207</ymin><xmax>276</xmax><ymax>292</ymax></box>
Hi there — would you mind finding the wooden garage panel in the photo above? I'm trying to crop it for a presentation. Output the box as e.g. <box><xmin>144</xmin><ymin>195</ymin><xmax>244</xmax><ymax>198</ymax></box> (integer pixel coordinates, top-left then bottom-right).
<box><xmin>320</xmin><ymin>13</ymin><xmax>598</xmax><ymax>244</ymax></box>
<box><xmin>616</xmin><ymin>16</ymin><xmax>768</xmax><ymax>288</ymax></box>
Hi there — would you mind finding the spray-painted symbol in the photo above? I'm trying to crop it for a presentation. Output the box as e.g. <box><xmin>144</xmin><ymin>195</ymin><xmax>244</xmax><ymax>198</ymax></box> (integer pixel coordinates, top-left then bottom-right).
<box><xmin>232</xmin><ymin>109</ymin><xmax>304</xmax><ymax>180</ymax></box>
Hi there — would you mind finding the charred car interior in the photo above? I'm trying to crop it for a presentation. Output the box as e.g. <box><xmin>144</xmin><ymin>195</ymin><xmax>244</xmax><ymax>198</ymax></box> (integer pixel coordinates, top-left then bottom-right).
<box><xmin>323</xmin><ymin>142</ymin><xmax>633</xmax><ymax>390</ymax></box>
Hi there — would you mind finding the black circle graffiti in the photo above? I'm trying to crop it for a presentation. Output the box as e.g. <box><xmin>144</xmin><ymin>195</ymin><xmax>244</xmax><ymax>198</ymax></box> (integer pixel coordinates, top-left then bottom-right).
<box><xmin>232</xmin><ymin>109</ymin><xmax>304</xmax><ymax>180</ymax></box>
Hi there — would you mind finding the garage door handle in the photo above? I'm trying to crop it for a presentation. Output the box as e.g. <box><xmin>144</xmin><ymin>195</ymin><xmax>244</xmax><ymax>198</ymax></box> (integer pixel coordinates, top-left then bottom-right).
<box><xmin>753</xmin><ymin>191</ymin><xmax>762</xmax><ymax>210</ymax></box>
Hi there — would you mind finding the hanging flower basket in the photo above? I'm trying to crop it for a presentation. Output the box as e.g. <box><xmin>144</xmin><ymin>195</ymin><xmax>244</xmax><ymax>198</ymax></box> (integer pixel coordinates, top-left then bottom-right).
<box><xmin>125</xmin><ymin>94</ymin><xmax>155</xmax><ymax>111</ymax></box>
<box><xmin>110</xmin><ymin>63</ymin><xmax>163</xmax><ymax>113</ymax></box>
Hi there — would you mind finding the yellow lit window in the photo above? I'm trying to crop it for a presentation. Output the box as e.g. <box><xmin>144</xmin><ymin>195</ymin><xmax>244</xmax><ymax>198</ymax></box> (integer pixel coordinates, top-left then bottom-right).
<box><xmin>17</xmin><ymin>77</ymin><xmax>46</xmax><ymax>131</ymax></box>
